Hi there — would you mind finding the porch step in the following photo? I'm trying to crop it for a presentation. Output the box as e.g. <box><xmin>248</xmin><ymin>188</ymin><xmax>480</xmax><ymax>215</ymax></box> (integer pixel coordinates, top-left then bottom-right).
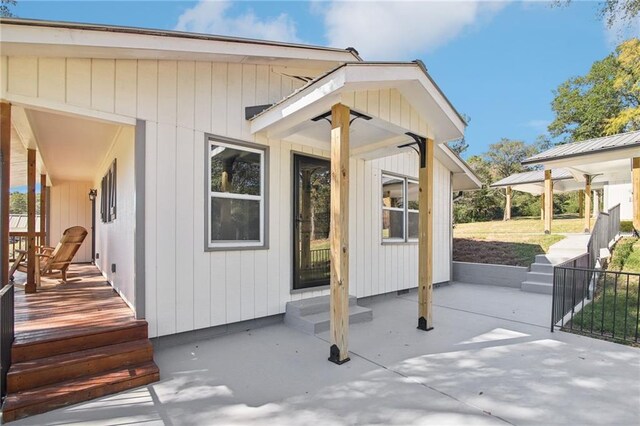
<box><xmin>525</xmin><ymin>271</ymin><xmax>553</xmax><ymax>285</ymax></box>
<box><xmin>7</xmin><ymin>339</ymin><xmax>153</xmax><ymax>393</ymax></box>
<box><xmin>1</xmin><ymin>362</ymin><xmax>159</xmax><ymax>423</ymax></box>
<box><xmin>12</xmin><ymin>320</ymin><xmax>149</xmax><ymax>362</ymax></box>
<box><xmin>530</xmin><ymin>263</ymin><xmax>554</xmax><ymax>274</ymax></box>
<box><xmin>284</xmin><ymin>295</ymin><xmax>372</xmax><ymax>334</ymax></box>
<box><xmin>521</xmin><ymin>280</ymin><xmax>553</xmax><ymax>295</ymax></box>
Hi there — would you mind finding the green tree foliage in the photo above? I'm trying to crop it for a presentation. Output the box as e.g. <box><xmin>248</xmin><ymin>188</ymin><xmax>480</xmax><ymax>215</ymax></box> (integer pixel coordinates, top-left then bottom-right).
<box><xmin>9</xmin><ymin>191</ymin><xmax>40</xmax><ymax>215</ymax></box>
<box><xmin>0</xmin><ymin>0</ymin><xmax>16</xmax><ymax>17</ymax></box>
<box><xmin>556</xmin><ymin>1</ymin><xmax>640</xmax><ymax>29</ymax></box>
<box><xmin>549</xmin><ymin>38</ymin><xmax>640</xmax><ymax>142</ymax></box>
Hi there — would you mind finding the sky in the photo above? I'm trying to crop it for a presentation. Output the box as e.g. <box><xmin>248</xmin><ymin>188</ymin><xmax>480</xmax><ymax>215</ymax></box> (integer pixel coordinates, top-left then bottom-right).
<box><xmin>9</xmin><ymin>0</ymin><xmax>640</xmax><ymax>158</ymax></box>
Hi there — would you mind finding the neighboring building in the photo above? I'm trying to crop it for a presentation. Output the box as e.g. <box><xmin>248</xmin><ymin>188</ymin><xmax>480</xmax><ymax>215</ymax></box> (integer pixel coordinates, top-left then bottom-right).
<box><xmin>1</xmin><ymin>18</ymin><xmax>480</xmax><ymax>340</ymax></box>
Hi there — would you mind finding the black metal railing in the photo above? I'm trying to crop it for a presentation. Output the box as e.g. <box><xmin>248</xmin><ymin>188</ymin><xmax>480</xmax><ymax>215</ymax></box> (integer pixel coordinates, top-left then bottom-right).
<box><xmin>0</xmin><ymin>284</ymin><xmax>14</xmax><ymax>399</ymax></box>
<box><xmin>552</xmin><ymin>262</ymin><xmax>640</xmax><ymax>345</ymax></box>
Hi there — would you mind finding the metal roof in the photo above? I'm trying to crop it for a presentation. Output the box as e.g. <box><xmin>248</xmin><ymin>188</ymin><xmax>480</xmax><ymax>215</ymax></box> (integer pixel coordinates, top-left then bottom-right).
<box><xmin>523</xmin><ymin>130</ymin><xmax>640</xmax><ymax>165</ymax></box>
<box><xmin>490</xmin><ymin>168</ymin><xmax>573</xmax><ymax>188</ymax></box>
<box><xmin>9</xmin><ymin>214</ymin><xmax>41</xmax><ymax>232</ymax></box>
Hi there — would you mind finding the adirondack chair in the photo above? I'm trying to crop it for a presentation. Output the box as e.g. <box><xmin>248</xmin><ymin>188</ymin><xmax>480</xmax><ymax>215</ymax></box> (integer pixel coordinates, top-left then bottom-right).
<box><xmin>9</xmin><ymin>226</ymin><xmax>88</xmax><ymax>286</ymax></box>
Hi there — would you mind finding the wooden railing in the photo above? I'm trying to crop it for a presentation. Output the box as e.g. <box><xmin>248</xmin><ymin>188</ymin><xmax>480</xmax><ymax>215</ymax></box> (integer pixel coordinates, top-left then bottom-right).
<box><xmin>9</xmin><ymin>232</ymin><xmax>45</xmax><ymax>262</ymax></box>
<box><xmin>0</xmin><ymin>284</ymin><xmax>14</xmax><ymax>400</ymax></box>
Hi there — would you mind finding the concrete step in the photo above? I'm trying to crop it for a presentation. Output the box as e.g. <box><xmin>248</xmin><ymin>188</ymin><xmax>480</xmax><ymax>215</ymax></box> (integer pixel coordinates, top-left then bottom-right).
<box><xmin>285</xmin><ymin>295</ymin><xmax>356</xmax><ymax>317</ymax></box>
<box><xmin>530</xmin><ymin>263</ymin><xmax>554</xmax><ymax>274</ymax></box>
<box><xmin>521</xmin><ymin>280</ymin><xmax>553</xmax><ymax>295</ymax></box>
<box><xmin>525</xmin><ymin>271</ymin><xmax>553</xmax><ymax>285</ymax></box>
<box><xmin>534</xmin><ymin>254</ymin><xmax>552</xmax><ymax>264</ymax></box>
<box><xmin>284</xmin><ymin>295</ymin><xmax>372</xmax><ymax>334</ymax></box>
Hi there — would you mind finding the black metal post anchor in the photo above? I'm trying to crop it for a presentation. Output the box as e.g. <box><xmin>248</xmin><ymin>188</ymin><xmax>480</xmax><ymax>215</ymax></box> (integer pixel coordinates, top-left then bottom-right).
<box><xmin>328</xmin><ymin>344</ymin><xmax>350</xmax><ymax>365</ymax></box>
<box><xmin>417</xmin><ymin>316</ymin><xmax>434</xmax><ymax>331</ymax></box>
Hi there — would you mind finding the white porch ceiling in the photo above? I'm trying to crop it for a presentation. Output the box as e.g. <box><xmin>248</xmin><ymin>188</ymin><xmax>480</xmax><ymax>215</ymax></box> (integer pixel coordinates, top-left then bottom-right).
<box><xmin>22</xmin><ymin>108</ymin><xmax>122</xmax><ymax>184</ymax></box>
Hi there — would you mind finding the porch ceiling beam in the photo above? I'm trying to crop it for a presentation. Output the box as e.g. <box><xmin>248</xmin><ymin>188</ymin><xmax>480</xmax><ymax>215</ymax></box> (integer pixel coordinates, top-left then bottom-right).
<box><xmin>544</xmin><ymin>170</ymin><xmax>553</xmax><ymax>234</ymax></box>
<box><xmin>418</xmin><ymin>136</ymin><xmax>434</xmax><ymax>331</ymax></box>
<box><xmin>1</xmin><ymin>102</ymin><xmax>10</xmax><ymax>287</ymax></box>
<box><xmin>328</xmin><ymin>103</ymin><xmax>350</xmax><ymax>365</ymax></box>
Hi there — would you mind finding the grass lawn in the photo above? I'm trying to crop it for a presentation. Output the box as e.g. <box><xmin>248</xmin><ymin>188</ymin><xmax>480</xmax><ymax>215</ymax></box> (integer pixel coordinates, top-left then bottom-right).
<box><xmin>571</xmin><ymin>237</ymin><xmax>640</xmax><ymax>344</ymax></box>
<box><xmin>452</xmin><ymin>215</ymin><xmax>587</xmax><ymax>267</ymax></box>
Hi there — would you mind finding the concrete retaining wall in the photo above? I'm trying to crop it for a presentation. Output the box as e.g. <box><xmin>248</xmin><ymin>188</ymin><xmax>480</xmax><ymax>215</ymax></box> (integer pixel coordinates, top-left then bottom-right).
<box><xmin>453</xmin><ymin>261</ymin><xmax>528</xmax><ymax>288</ymax></box>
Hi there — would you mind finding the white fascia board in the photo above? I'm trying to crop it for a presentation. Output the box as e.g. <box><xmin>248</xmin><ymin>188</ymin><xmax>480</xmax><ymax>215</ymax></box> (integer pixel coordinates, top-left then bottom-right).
<box><xmin>438</xmin><ymin>144</ymin><xmax>482</xmax><ymax>190</ymax></box>
<box><xmin>251</xmin><ymin>68</ymin><xmax>347</xmax><ymax>134</ymax></box>
<box><xmin>0</xmin><ymin>23</ymin><xmax>355</xmax><ymax>64</ymax></box>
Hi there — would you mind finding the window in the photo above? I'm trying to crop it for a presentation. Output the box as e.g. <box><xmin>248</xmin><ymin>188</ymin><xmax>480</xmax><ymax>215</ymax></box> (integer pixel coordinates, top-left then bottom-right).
<box><xmin>207</xmin><ymin>136</ymin><xmax>267</xmax><ymax>249</ymax></box>
<box><xmin>100</xmin><ymin>159</ymin><xmax>117</xmax><ymax>223</ymax></box>
<box><xmin>381</xmin><ymin>173</ymin><xmax>419</xmax><ymax>242</ymax></box>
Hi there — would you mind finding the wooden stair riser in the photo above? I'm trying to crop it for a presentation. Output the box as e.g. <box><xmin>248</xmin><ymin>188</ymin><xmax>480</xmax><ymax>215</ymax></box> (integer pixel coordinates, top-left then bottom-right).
<box><xmin>2</xmin><ymin>363</ymin><xmax>159</xmax><ymax>423</ymax></box>
<box><xmin>7</xmin><ymin>341</ymin><xmax>153</xmax><ymax>393</ymax></box>
<box><xmin>12</xmin><ymin>323</ymin><xmax>148</xmax><ymax>362</ymax></box>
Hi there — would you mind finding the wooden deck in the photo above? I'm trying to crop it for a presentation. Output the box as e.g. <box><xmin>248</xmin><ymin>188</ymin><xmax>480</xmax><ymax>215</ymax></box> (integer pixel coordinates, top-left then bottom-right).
<box><xmin>14</xmin><ymin>264</ymin><xmax>139</xmax><ymax>345</ymax></box>
<box><xmin>2</xmin><ymin>264</ymin><xmax>159</xmax><ymax>422</ymax></box>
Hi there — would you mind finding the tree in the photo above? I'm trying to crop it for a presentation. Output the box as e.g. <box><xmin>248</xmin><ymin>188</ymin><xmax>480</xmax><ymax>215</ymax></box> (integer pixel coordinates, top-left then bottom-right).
<box><xmin>605</xmin><ymin>38</ymin><xmax>640</xmax><ymax>133</ymax></box>
<box><xmin>0</xmin><ymin>0</ymin><xmax>16</xmax><ymax>17</ymax></box>
<box><xmin>556</xmin><ymin>1</ymin><xmax>640</xmax><ymax>29</ymax></box>
<box><xmin>446</xmin><ymin>113</ymin><xmax>471</xmax><ymax>155</ymax></box>
<box><xmin>549</xmin><ymin>38</ymin><xmax>640</xmax><ymax>142</ymax></box>
<box><xmin>483</xmin><ymin>139</ymin><xmax>537</xmax><ymax>181</ymax></box>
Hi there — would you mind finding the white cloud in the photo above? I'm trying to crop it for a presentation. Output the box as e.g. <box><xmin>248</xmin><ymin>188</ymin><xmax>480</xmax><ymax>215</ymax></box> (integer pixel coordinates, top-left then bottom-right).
<box><xmin>525</xmin><ymin>119</ymin><xmax>551</xmax><ymax>130</ymax></box>
<box><xmin>322</xmin><ymin>0</ymin><xmax>510</xmax><ymax>59</ymax></box>
<box><xmin>175</xmin><ymin>0</ymin><xmax>300</xmax><ymax>43</ymax></box>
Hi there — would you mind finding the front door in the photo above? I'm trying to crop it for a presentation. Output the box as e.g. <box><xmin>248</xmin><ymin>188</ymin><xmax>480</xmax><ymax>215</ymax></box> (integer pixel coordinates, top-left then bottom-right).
<box><xmin>293</xmin><ymin>154</ymin><xmax>331</xmax><ymax>290</ymax></box>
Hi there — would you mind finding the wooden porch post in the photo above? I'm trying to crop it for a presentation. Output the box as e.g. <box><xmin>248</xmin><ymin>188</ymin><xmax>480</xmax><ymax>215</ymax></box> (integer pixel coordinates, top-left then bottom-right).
<box><xmin>578</xmin><ymin>190</ymin><xmax>584</xmax><ymax>218</ymax></box>
<box><xmin>0</xmin><ymin>102</ymin><xmax>10</xmax><ymax>288</ymax></box>
<box><xmin>592</xmin><ymin>190</ymin><xmax>600</xmax><ymax>218</ymax></box>
<box><xmin>633</xmin><ymin>158</ymin><xmax>639</xmax><ymax>235</ymax></box>
<box><xmin>540</xmin><ymin>193</ymin><xmax>545</xmax><ymax>221</ymax></box>
<box><xmin>328</xmin><ymin>103</ymin><xmax>350</xmax><ymax>365</ymax></box>
<box><xmin>584</xmin><ymin>175</ymin><xmax>592</xmax><ymax>233</ymax></box>
<box><xmin>418</xmin><ymin>138</ymin><xmax>434</xmax><ymax>331</ymax></box>
<box><xmin>504</xmin><ymin>186</ymin><xmax>512</xmax><ymax>221</ymax></box>
<box><xmin>26</xmin><ymin>149</ymin><xmax>36</xmax><ymax>293</ymax></box>
<box><xmin>40</xmin><ymin>174</ymin><xmax>46</xmax><ymax>246</ymax></box>
<box><xmin>544</xmin><ymin>170</ymin><xmax>552</xmax><ymax>234</ymax></box>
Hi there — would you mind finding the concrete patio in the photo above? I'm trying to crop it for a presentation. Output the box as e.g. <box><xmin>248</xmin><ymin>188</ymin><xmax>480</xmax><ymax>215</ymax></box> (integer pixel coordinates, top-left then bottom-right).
<box><xmin>9</xmin><ymin>283</ymin><xmax>640</xmax><ymax>426</ymax></box>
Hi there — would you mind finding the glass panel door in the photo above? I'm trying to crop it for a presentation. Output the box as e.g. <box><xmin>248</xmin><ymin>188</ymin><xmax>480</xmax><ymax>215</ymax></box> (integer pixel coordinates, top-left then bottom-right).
<box><xmin>293</xmin><ymin>154</ymin><xmax>331</xmax><ymax>290</ymax></box>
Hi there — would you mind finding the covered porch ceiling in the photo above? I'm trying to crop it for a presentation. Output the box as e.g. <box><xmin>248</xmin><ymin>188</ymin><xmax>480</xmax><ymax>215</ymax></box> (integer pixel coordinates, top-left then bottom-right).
<box><xmin>10</xmin><ymin>104</ymin><xmax>125</xmax><ymax>187</ymax></box>
<box><xmin>248</xmin><ymin>62</ymin><xmax>480</xmax><ymax>190</ymax></box>
<box><xmin>491</xmin><ymin>168</ymin><xmax>607</xmax><ymax>196</ymax></box>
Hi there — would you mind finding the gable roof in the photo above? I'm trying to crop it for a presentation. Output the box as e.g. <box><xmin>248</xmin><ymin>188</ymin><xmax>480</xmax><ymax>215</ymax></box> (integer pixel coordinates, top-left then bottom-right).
<box><xmin>523</xmin><ymin>130</ymin><xmax>640</xmax><ymax>165</ymax></box>
<box><xmin>0</xmin><ymin>17</ymin><xmax>360</xmax><ymax>66</ymax></box>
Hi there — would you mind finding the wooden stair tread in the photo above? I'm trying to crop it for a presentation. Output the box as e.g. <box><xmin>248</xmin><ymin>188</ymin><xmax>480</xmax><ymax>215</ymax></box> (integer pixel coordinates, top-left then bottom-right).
<box><xmin>9</xmin><ymin>339</ymin><xmax>152</xmax><ymax>375</ymax></box>
<box><xmin>2</xmin><ymin>362</ymin><xmax>160</xmax><ymax>420</ymax></box>
<box><xmin>13</xmin><ymin>319</ymin><xmax>147</xmax><ymax>346</ymax></box>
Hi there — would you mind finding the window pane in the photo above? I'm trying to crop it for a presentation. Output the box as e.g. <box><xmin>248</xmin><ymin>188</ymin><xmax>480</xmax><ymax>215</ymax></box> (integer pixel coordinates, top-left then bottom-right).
<box><xmin>407</xmin><ymin>181</ymin><xmax>419</xmax><ymax>211</ymax></box>
<box><xmin>382</xmin><ymin>209</ymin><xmax>404</xmax><ymax>239</ymax></box>
<box><xmin>210</xmin><ymin>144</ymin><xmax>261</xmax><ymax>196</ymax></box>
<box><xmin>382</xmin><ymin>176</ymin><xmax>404</xmax><ymax>208</ymax></box>
<box><xmin>211</xmin><ymin>198</ymin><xmax>260</xmax><ymax>242</ymax></box>
<box><xmin>408</xmin><ymin>212</ymin><xmax>419</xmax><ymax>239</ymax></box>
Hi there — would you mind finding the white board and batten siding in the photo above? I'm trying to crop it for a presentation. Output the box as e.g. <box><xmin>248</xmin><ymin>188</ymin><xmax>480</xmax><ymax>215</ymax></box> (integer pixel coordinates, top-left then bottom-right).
<box><xmin>49</xmin><ymin>181</ymin><xmax>93</xmax><ymax>263</ymax></box>
<box><xmin>93</xmin><ymin>126</ymin><xmax>137</xmax><ymax>311</ymax></box>
<box><xmin>2</xmin><ymin>56</ymin><xmax>453</xmax><ymax>338</ymax></box>
<box><xmin>604</xmin><ymin>182</ymin><xmax>633</xmax><ymax>220</ymax></box>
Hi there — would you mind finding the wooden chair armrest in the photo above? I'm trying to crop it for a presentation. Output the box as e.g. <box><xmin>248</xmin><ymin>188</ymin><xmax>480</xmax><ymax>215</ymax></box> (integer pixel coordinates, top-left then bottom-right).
<box><xmin>15</xmin><ymin>249</ymin><xmax>27</xmax><ymax>255</ymax></box>
<box><xmin>35</xmin><ymin>253</ymin><xmax>52</xmax><ymax>258</ymax></box>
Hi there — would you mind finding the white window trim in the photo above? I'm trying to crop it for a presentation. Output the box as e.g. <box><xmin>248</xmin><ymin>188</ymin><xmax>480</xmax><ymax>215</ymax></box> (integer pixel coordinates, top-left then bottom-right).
<box><xmin>381</xmin><ymin>172</ymin><xmax>419</xmax><ymax>244</ymax></box>
<box><xmin>206</xmin><ymin>137</ymin><xmax>267</xmax><ymax>250</ymax></box>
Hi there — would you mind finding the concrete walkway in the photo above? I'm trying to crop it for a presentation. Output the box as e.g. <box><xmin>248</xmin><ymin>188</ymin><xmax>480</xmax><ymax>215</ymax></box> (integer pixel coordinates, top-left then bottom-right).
<box><xmin>10</xmin><ymin>284</ymin><xmax>640</xmax><ymax>426</ymax></box>
<box><xmin>545</xmin><ymin>232</ymin><xmax>591</xmax><ymax>264</ymax></box>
